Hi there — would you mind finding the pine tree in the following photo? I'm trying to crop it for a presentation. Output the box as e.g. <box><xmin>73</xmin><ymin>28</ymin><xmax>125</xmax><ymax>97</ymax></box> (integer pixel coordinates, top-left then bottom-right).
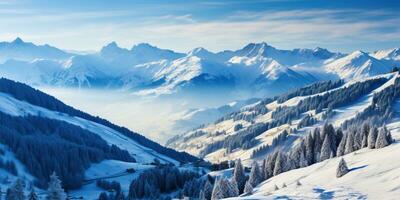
<box><xmin>201</xmin><ymin>179</ymin><xmax>213</xmax><ymax>200</ymax></box>
<box><xmin>248</xmin><ymin>162</ymin><xmax>261</xmax><ymax>187</ymax></box>
<box><xmin>336</xmin><ymin>158</ymin><xmax>349</xmax><ymax>178</ymax></box>
<box><xmin>282</xmin><ymin>183</ymin><xmax>287</xmax><ymax>188</ymax></box>
<box><xmin>232</xmin><ymin>159</ymin><xmax>246</xmax><ymax>194</ymax></box>
<box><xmin>243</xmin><ymin>180</ymin><xmax>253</xmax><ymax>194</ymax></box>
<box><xmin>98</xmin><ymin>192</ymin><xmax>108</xmax><ymax>200</ymax></box>
<box><xmin>46</xmin><ymin>172</ymin><xmax>67</xmax><ymax>200</ymax></box>
<box><xmin>313</xmin><ymin>128</ymin><xmax>322</xmax><ymax>162</ymax></box>
<box><xmin>320</xmin><ymin>134</ymin><xmax>334</xmax><ymax>161</ymax></box>
<box><xmin>344</xmin><ymin>131</ymin><xmax>355</xmax><ymax>154</ymax></box>
<box><xmin>336</xmin><ymin>133</ymin><xmax>347</xmax><ymax>156</ymax></box>
<box><xmin>296</xmin><ymin>180</ymin><xmax>302</xmax><ymax>186</ymax></box>
<box><xmin>199</xmin><ymin>189</ymin><xmax>206</xmax><ymax>200</ymax></box>
<box><xmin>9</xmin><ymin>179</ymin><xmax>25</xmax><ymax>200</ymax></box>
<box><xmin>361</xmin><ymin>122</ymin><xmax>370</xmax><ymax>148</ymax></box>
<box><xmin>227</xmin><ymin>178</ymin><xmax>239</xmax><ymax>197</ymax></box>
<box><xmin>274</xmin><ymin>185</ymin><xmax>279</xmax><ymax>191</ymax></box>
<box><xmin>354</xmin><ymin>131</ymin><xmax>363</xmax><ymax>150</ymax></box>
<box><xmin>387</xmin><ymin>130</ymin><xmax>393</xmax><ymax>144</ymax></box>
<box><xmin>6</xmin><ymin>188</ymin><xmax>13</xmax><ymax>200</ymax></box>
<box><xmin>28</xmin><ymin>188</ymin><xmax>39</xmax><ymax>200</ymax></box>
<box><xmin>304</xmin><ymin>134</ymin><xmax>314</xmax><ymax>165</ymax></box>
<box><xmin>265</xmin><ymin>152</ymin><xmax>278</xmax><ymax>178</ymax></box>
<box><xmin>273</xmin><ymin>152</ymin><xmax>284</xmax><ymax>176</ymax></box>
<box><xmin>260</xmin><ymin>159</ymin><xmax>266</xmax><ymax>181</ymax></box>
<box><xmin>211</xmin><ymin>178</ymin><xmax>231</xmax><ymax>200</ymax></box>
<box><xmin>375</xmin><ymin>127</ymin><xmax>389</xmax><ymax>149</ymax></box>
<box><xmin>368</xmin><ymin>127</ymin><xmax>378</xmax><ymax>149</ymax></box>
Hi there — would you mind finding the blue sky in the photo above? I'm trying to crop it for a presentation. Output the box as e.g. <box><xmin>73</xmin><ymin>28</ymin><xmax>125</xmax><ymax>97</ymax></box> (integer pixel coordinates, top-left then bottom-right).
<box><xmin>1</xmin><ymin>0</ymin><xmax>399</xmax><ymax>53</ymax></box>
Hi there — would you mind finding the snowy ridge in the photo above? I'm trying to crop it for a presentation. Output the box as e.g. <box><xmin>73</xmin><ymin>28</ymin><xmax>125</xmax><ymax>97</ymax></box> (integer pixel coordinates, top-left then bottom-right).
<box><xmin>0</xmin><ymin>38</ymin><xmax>397</xmax><ymax>98</ymax></box>
<box><xmin>167</xmin><ymin>72</ymin><xmax>398</xmax><ymax>164</ymax></box>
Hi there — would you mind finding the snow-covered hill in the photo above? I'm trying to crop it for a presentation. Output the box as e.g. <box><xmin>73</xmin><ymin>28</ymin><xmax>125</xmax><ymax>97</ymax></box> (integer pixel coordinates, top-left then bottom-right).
<box><xmin>0</xmin><ymin>78</ymin><xmax>198</xmax><ymax>197</ymax></box>
<box><xmin>230</xmin><ymin>121</ymin><xmax>400</xmax><ymax>199</ymax></box>
<box><xmin>167</xmin><ymin>72</ymin><xmax>399</xmax><ymax>164</ymax></box>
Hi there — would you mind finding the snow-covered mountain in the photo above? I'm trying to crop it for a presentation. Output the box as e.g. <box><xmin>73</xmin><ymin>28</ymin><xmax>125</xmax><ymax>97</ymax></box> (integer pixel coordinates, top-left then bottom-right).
<box><xmin>325</xmin><ymin>50</ymin><xmax>393</xmax><ymax>80</ymax></box>
<box><xmin>0</xmin><ymin>38</ymin><xmax>397</xmax><ymax>98</ymax></box>
<box><xmin>166</xmin><ymin>72</ymin><xmax>399</xmax><ymax>164</ymax></box>
<box><xmin>0</xmin><ymin>37</ymin><xmax>72</xmax><ymax>63</ymax></box>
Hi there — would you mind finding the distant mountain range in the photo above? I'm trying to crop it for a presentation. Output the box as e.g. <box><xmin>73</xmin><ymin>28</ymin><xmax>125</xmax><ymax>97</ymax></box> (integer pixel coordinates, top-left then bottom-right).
<box><xmin>0</xmin><ymin>38</ymin><xmax>399</xmax><ymax>98</ymax></box>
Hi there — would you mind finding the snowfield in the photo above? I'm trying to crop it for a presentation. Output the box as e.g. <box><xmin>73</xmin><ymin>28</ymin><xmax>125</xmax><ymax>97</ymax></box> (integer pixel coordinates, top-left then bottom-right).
<box><xmin>229</xmin><ymin>122</ymin><xmax>400</xmax><ymax>200</ymax></box>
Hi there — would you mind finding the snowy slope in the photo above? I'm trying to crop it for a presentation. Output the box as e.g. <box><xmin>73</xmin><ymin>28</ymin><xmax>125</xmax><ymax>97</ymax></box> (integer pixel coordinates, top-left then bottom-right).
<box><xmin>325</xmin><ymin>51</ymin><xmax>392</xmax><ymax>80</ymax></box>
<box><xmin>0</xmin><ymin>91</ymin><xmax>178</xmax><ymax>165</ymax></box>
<box><xmin>230</xmin><ymin>124</ymin><xmax>400</xmax><ymax>199</ymax></box>
<box><xmin>167</xmin><ymin>72</ymin><xmax>398</xmax><ymax>164</ymax></box>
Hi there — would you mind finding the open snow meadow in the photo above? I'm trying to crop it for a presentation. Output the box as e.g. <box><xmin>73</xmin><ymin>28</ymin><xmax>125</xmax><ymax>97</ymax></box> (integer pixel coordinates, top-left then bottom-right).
<box><xmin>0</xmin><ymin>0</ymin><xmax>400</xmax><ymax>200</ymax></box>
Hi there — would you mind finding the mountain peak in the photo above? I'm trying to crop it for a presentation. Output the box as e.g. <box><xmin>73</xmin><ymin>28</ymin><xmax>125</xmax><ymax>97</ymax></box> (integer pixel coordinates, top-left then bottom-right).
<box><xmin>12</xmin><ymin>37</ymin><xmax>25</xmax><ymax>44</ymax></box>
<box><xmin>131</xmin><ymin>43</ymin><xmax>157</xmax><ymax>51</ymax></box>
<box><xmin>349</xmin><ymin>50</ymin><xmax>369</xmax><ymax>58</ymax></box>
<box><xmin>100</xmin><ymin>41</ymin><xmax>125</xmax><ymax>53</ymax></box>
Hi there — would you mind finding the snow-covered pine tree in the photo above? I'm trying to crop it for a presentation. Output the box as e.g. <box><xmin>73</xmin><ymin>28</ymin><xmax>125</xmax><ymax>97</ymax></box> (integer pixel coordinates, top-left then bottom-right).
<box><xmin>248</xmin><ymin>162</ymin><xmax>261</xmax><ymax>187</ymax></box>
<box><xmin>361</xmin><ymin>122</ymin><xmax>370</xmax><ymax>148</ymax></box>
<box><xmin>98</xmin><ymin>192</ymin><xmax>108</xmax><ymax>200</ymax></box>
<box><xmin>387</xmin><ymin>130</ymin><xmax>393</xmax><ymax>144</ymax></box>
<box><xmin>282</xmin><ymin>183</ymin><xmax>287</xmax><ymax>188</ymax></box>
<box><xmin>336</xmin><ymin>133</ymin><xmax>347</xmax><ymax>156</ymax></box>
<box><xmin>46</xmin><ymin>172</ymin><xmax>67</xmax><ymax>200</ymax></box>
<box><xmin>375</xmin><ymin>127</ymin><xmax>389</xmax><ymax>148</ymax></box>
<box><xmin>336</xmin><ymin>158</ymin><xmax>349</xmax><ymax>178</ymax></box>
<box><xmin>296</xmin><ymin>180</ymin><xmax>302</xmax><ymax>186</ymax></box>
<box><xmin>313</xmin><ymin>128</ymin><xmax>322</xmax><ymax>162</ymax></box>
<box><xmin>304</xmin><ymin>133</ymin><xmax>314</xmax><ymax>165</ymax></box>
<box><xmin>243</xmin><ymin>180</ymin><xmax>253</xmax><ymax>194</ymax></box>
<box><xmin>320</xmin><ymin>133</ymin><xmax>334</xmax><ymax>161</ymax></box>
<box><xmin>233</xmin><ymin>159</ymin><xmax>246</xmax><ymax>194</ymax></box>
<box><xmin>199</xmin><ymin>189</ymin><xmax>206</xmax><ymax>200</ymax></box>
<box><xmin>211</xmin><ymin>178</ymin><xmax>231</xmax><ymax>200</ymax></box>
<box><xmin>344</xmin><ymin>130</ymin><xmax>355</xmax><ymax>155</ymax></box>
<box><xmin>273</xmin><ymin>152</ymin><xmax>285</xmax><ymax>176</ymax></box>
<box><xmin>227</xmin><ymin>178</ymin><xmax>239</xmax><ymax>197</ymax></box>
<box><xmin>260</xmin><ymin>159</ymin><xmax>266</xmax><ymax>181</ymax></box>
<box><xmin>201</xmin><ymin>178</ymin><xmax>213</xmax><ymax>200</ymax></box>
<box><xmin>6</xmin><ymin>188</ymin><xmax>13</xmax><ymax>200</ymax></box>
<box><xmin>28</xmin><ymin>188</ymin><xmax>38</xmax><ymax>200</ymax></box>
<box><xmin>265</xmin><ymin>151</ymin><xmax>278</xmax><ymax>178</ymax></box>
<box><xmin>354</xmin><ymin>131</ymin><xmax>363</xmax><ymax>151</ymax></box>
<box><xmin>211</xmin><ymin>178</ymin><xmax>223</xmax><ymax>200</ymax></box>
<box><xmin>274</xmin><ymin>185</ymin><xmax>279</xmax><ymax>191</ymax></box>
<box><xmin>368</xmin><ymin>127</ymin><xmax>378</xmax><ymax>149</ymax></box>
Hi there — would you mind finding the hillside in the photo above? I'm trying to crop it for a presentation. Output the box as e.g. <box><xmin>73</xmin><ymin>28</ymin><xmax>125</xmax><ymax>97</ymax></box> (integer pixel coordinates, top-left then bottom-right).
<box><xmin>230</xmin><ymin>121</ymin><xmax>400</xmax><ymax>199</ymax></box>
<box><xmin>0</xmin><ymin>78</ymin><xmax>198</xmax><ymax>194</ymax></box>
<box><xmin>167</xmin><ymin>72</ymin><xmax>398</xmax><ymax>164</ymax></box>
